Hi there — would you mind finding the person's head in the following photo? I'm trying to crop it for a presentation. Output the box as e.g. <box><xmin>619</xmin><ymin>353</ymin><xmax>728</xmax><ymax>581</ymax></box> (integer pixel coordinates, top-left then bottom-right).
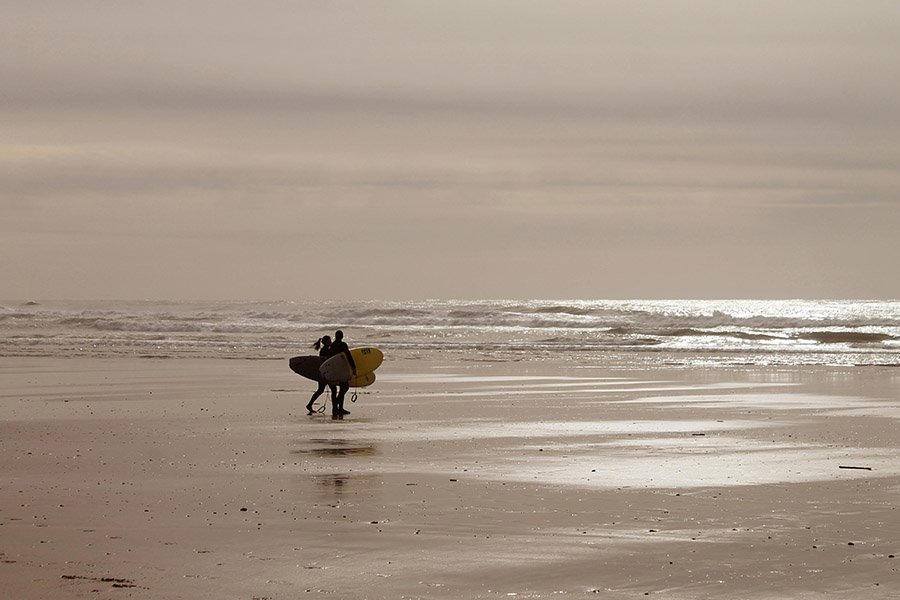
<box><xmin>313</xmin><ymin>335</ymin><xmax>332</xmax><ymax>350</ymax></box>
<box><xmin>334</xmin><ymin>330</ymin><xmax>344</xmax><ymax>342</ymax></box>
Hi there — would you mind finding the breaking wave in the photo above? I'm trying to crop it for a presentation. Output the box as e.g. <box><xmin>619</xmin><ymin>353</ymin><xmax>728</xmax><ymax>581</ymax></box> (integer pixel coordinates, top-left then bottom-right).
<box><xmin>1</xmin><ymin>299</ymin><xmax>898</xmax><ymax>365</ymax></box>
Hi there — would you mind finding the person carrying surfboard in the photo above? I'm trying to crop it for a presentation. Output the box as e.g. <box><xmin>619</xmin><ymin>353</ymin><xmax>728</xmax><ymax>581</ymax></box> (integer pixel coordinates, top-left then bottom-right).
<box><xmin>329</xmin><ymin>330</ymin><xmax>357</xmax><ymax>417</ymax></box>
<box><xmin>306</xmin><ymin>335</ymin><xmax>337</xmax><ymax>414</ymax></box>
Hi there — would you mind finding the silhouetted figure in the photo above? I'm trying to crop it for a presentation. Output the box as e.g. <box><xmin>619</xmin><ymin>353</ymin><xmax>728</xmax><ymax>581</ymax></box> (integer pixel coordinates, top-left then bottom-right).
<box><xmin>306</xmin><ymin>336</ymin><xmax>337</xmax><ymax>414</ymax></box>
<box><xmin>329</xmin><ymin>330</ymin><xmax>356</xmax><ymax>417</ymax></box>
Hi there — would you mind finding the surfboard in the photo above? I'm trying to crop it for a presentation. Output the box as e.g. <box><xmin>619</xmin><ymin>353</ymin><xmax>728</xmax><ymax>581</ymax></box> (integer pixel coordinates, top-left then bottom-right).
<box><xmin>290</xmin><ymin>355</ymin><xmax>376</xmax><ymax>388</ymax></box>
<box><xmin>349</xmin><ymin>371</ymin><xmax>376</xmax><ymax>388</ymax></box>
<box><xmin>288</xmin><ymin>355</ymin><xmax>323</xmax><ymax>381</ymax></box>
<box><xmin>320</xmin><ymin>347</ymin><xmax>384</xmax><ymax>383</ymax></box>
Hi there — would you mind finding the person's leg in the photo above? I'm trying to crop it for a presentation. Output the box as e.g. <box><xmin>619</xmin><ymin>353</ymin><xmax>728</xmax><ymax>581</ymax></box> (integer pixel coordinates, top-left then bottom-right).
<box><xmin>307</xmin><ymin>381</ymin><xmax>326</xmax><ymax>413</ymax></box>
<box><xmin>336</xmin><ymin>382</ymin><xmax>350</xmax><ymax>415</ymax></box>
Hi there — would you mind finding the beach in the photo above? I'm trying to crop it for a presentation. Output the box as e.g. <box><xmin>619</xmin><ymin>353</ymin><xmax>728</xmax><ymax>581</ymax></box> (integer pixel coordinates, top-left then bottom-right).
<box><xmin>1</xmin><ymin>354</ymin><xmax>897</xmax><ymax>599</ymax></box>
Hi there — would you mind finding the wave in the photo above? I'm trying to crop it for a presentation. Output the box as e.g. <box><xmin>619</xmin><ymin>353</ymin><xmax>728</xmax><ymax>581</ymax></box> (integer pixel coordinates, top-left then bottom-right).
<box><xmin>648</xmin><ymin>328</ymin><xmax>783</xmax><ymax>341</ymax></box>
<box><xmin>2</xmin><ymin>300</ymin><xmax>898</xmax><ymax>364</ymax></box>
<box><xmin>800</xmin><ymin>331</ymin><xmax>895</xmax><ymax>345</ymax></box>
<box><xmin>4</xmin><ymin>301</ymin><xmax>900</xmax><ymax>331</ymax></box>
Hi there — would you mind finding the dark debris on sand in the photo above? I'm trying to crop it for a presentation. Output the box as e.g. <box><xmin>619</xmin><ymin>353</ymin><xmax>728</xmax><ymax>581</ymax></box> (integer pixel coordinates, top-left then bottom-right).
<box><xmin>61</xmin><ymin>574</ymin><xmax>143</xmax><ymax>589</ymax></box>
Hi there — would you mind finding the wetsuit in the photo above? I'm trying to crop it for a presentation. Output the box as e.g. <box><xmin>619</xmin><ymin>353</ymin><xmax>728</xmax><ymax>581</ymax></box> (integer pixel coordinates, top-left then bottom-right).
<box><xmin>328</xmin><ymin>339</ymin><xmax>356</xmax><ymax>415</ymax></box>
<box><xmin>306</xmin><ymin>345</ymin><xmax>337</xmax><ymax>413</ymax></box>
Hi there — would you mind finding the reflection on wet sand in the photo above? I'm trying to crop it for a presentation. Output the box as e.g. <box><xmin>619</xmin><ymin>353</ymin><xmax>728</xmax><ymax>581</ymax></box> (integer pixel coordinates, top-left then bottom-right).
<box><xmin>293</xmin><ymin>439</ymin><xmax>377</xmax><ymax>457</ymax></box>
<box><xmin>312</xmin><ymin>473</ymin><xmax>351</xmax><ymax>494</ymax></box>
<box><xmin>307</xmin><ymin>472</ymin><xmax>385</xmax><ymax>504</ymax></box>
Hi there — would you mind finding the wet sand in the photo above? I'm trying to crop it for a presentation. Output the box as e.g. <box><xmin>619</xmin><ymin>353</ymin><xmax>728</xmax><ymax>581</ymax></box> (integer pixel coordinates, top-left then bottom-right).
<box><xmin>1</xmin><ymin>355</ymin><xmax>898</xmax><ymax>599</ymax></box>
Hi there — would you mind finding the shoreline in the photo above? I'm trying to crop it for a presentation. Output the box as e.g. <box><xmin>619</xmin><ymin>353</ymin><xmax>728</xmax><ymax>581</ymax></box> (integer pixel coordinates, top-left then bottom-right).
<box><xmin>1</xmin><ymin>356</ymin><xmax>898</xmax><ymax>599</ymax></box>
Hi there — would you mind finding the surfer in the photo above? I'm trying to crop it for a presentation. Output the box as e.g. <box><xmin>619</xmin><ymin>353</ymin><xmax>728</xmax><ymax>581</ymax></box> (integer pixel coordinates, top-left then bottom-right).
<box><xmin>306</xmin><ymin>335</ymin><xmax>337</xmax><ymax>414</ymax></box>
<box><xmin>329</xmin><ymin>330</ymin><xmax>357</xmax><ymax>417</ymax></box>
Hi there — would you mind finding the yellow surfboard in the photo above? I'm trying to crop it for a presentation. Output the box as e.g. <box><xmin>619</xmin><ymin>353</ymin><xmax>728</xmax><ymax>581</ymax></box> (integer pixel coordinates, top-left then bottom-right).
<box><xmin>320</xmin><ymin>347</ymin><xmax>384</xmax><ymax>383</ymax></box>
<box><xmin>349</xmin><ymin>371</ymin><xmax>376</xmax><ymax>388</ymax></box>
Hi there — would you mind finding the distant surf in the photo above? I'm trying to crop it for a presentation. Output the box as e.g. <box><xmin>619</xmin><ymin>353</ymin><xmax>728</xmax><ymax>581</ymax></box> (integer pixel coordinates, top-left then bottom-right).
<box><xmin>1</xmin><ymin>299</ymin><xmax>898</xmax><ymax>366</ymax></box>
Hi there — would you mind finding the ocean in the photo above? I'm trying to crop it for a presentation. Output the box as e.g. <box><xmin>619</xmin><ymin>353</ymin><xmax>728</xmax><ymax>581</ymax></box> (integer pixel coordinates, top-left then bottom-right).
<box><xmin>2</xmin><ymin>299</ymin><xmax>898</xmax><ymax>368</ymax></box>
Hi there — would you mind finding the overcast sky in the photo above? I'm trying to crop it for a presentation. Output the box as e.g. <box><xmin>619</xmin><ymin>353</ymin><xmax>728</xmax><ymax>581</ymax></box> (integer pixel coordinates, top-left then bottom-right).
<box><xmin>3</xmin><ymin>1</ymin><xmax>899</xmax><ymax>300</ymax></box>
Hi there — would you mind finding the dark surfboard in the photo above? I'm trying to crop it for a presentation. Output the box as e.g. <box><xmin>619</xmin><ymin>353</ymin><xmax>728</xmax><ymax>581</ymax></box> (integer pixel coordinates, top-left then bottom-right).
<box><xmin>289</xmin><ymin>355</ymin><xmax>324</xmax><ymax>382</ymax></box>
